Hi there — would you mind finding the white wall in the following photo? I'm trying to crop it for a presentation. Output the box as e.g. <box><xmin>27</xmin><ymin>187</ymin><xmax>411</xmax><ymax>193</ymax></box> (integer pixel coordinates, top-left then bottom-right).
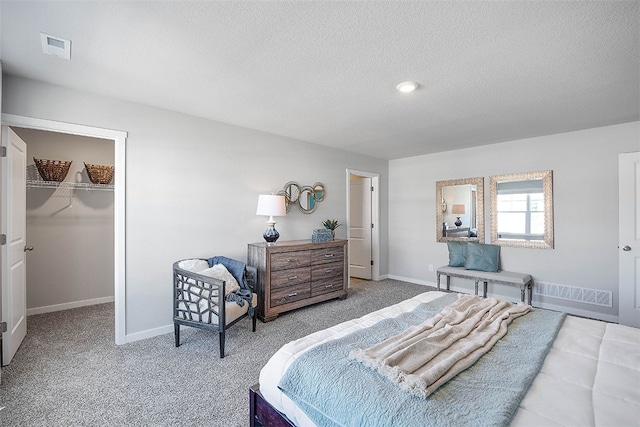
<box><xmin>14</xmin><ymin>127</ymin><xmax>114</xmax><ymax>312</ymax></box>
<box><xmin>389</xmin><ymin>121</ymin><xmax>639</xmax><ymax>321</ymax></box>
<box><xmin>2</xmin><ymin>75</ymin><xmax>389</xmax><ymax>337</ymax></box>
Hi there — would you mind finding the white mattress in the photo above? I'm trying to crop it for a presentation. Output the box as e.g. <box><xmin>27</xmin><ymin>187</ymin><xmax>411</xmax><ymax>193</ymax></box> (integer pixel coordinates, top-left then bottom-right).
<box><xmin>259</xmin><ymin>291</ymin><xmax>640</xmax><ymax>426</ymax></box>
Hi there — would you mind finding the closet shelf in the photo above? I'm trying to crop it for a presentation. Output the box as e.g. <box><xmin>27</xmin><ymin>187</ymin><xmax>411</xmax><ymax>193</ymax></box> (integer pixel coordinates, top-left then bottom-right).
<box><xmin>26</xmin><ymin>179</ymin><xmax>114</xmax><ymax>191</ymax></box>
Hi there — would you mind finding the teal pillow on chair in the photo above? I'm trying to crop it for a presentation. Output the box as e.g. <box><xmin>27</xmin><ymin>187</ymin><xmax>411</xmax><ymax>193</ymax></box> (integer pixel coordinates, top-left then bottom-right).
<box><xmin>447</xmin><ymin>242</ymin><xmax>468</xmax><ymax>267</ymax></box>
<box><xmin>465</xmin><ymin>242</ymin><xmax>500</xmax><ymax>272</ymax></box>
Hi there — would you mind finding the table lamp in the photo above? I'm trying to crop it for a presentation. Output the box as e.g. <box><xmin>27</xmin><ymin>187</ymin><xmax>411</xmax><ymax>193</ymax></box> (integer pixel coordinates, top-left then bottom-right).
<box><xmin>256</xmin><ymin>194</ymin><xmax>286</xmax><ymax>244</ymax></box>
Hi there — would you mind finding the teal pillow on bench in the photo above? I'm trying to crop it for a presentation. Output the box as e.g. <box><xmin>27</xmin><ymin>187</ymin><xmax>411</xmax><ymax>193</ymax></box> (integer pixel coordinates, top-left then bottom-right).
<box><xmin>465</xmin><ymin>242</ymin><xmax>500</xmax><ymax>272</ymax></box>
<box><xmin>447</xmin><ymin>242</ymin><xmax>468</xmax><ymax>267</ymax></box>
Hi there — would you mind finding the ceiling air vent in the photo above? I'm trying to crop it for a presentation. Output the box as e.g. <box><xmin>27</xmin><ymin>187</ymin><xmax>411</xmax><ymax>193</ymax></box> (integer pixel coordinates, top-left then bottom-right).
<box><xmin>40</xmin><ymin>32</ymin><xmax>71</xmax><ymax>59</ymax></box>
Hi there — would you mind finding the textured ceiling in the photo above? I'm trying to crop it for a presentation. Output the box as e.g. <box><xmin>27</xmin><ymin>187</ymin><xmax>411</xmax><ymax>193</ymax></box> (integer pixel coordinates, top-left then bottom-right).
<box><xmin>1</xmin><ymin>1</ymin><xmax>638</xmax><ymax>160</ymax></box>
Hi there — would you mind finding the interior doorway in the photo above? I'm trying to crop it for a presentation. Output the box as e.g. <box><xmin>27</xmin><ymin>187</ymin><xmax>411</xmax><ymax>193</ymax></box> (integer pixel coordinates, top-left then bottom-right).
<box><xmin>1</xmin><ymin>114</ymin><xmax>126</xmax><ymax>349</ymax></box>
<box><xmin>346</xmin><ymin>169</ymin><xmax>380</xmax><ymax>282</ymax></box>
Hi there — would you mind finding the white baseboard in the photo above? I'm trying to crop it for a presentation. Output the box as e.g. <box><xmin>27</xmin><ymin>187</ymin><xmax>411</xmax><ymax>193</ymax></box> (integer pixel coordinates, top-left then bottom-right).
<box><xmin>386</xmin><ymin>275</ymin><xmax>619</xmax><ymax>323</ymax></box>
<box><xmin>27</xmin><ymin>296</ymin><xmax>115</xmax><ymax>316</ymax></box>
<box><xmin>124</xmin><ymin>324</ymin><xmax>174</xmax><ymax>344</ymax></box>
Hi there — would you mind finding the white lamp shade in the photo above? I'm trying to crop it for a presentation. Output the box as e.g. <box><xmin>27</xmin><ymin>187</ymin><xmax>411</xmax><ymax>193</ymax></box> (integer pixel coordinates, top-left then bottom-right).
<box><xmin>256</xmin><ymin>194</ymin><xmax>286</xmax><ymax>217</ymax></box>
<box><xmin>451</xmin><ymin>204</ymin><xmax>466</xmax><ymax>215</ymax></box>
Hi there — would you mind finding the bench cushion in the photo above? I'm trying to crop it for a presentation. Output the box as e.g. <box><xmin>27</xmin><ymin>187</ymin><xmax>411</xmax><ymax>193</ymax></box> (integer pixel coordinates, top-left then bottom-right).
<box><xmin>438</xmin><ymin>266</ymin><xmax>532</xmax><ymax>286</ymax></box>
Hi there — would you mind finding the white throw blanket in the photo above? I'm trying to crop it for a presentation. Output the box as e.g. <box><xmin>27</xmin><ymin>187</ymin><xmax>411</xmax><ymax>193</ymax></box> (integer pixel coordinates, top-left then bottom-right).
<box><xmin>350</xmin><ymin>294</ymin><xmax>531</xmax><ymax>398</ymax></box>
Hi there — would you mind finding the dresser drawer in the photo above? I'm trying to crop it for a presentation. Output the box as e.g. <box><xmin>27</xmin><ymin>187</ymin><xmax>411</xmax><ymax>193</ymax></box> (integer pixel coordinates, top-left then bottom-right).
<box><xmin>270</xmin><ymin>251</ymin><xmax>310</xmax><ymax>271</ymax></box>
<box><xmin>311</xmin><ymin>264</ymin><xmax>343</xmax><ymax>281</ymax></box>
<box><xmin>270</xmin><ymin>267</ymin><xmax>310</xmax><ymax>290</ymax></box>
<box><xmin>270</xmin><ymin>283</ymin><xmax>311</xmax><ymax>307</ymax></box>
<box><xmin>311</xmin><ymin>275</ymin><xmax>344</xmax><ymax>297</ymax></box>
<box><xmin>311</xmin><ymin>247</ymin><xmax>344</xmax><ymax>266</ymax></box>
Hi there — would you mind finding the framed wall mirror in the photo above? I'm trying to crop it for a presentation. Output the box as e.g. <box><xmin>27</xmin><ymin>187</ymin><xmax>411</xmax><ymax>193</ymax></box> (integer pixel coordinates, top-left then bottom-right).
<box><xmin>489</xmin><ymin>170</ymin><xmax>553</xmax><ymax>249</ymax></box>
<box><xmin>436</xmin><ymin>177</ymin><xmax>484</xmax><ymax>242</ymax></box>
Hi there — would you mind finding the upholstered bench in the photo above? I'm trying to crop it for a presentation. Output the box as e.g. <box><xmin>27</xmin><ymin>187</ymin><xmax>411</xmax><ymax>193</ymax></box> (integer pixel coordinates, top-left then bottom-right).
<box><xmin>436</xmin><ymin>266</ymin><xmax>533</xmax><ymax>305</ymax></box>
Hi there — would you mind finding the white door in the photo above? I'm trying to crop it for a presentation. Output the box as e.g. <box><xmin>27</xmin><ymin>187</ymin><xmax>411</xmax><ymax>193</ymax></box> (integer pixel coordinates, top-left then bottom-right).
<box><xmin>349</xmin><ymin>177</ymin><xmax>372</xmax><ymax>280</ymax></box>
<box><xmin>1</xmin><ymin>127</ymin><xmax>28</xmax><ymax>365</ymax></box>
<box><xmin>619</xmin><ymin>152</ymin><xmax>640</xmax><ymax>328</ymax></box>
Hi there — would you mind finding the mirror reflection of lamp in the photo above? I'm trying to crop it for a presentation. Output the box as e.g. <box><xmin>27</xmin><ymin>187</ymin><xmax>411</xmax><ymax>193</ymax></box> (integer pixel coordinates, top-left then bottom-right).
<box><xmin>451</xmin><ymin>204</ymin><xmax>466</xmax><ymax>227</ymax></box>
<box><xmin>256</xmin><ymin>194</ymin><xmax>287</xmax><ymax>245</ymax></box>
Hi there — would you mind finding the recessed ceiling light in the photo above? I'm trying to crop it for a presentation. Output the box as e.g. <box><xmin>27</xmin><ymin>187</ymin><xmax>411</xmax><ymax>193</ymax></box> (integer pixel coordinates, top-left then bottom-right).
<box><xmin>396</xmin><ymin>81</ymin><xmax>420</xmax><ymax>93</ymax></box>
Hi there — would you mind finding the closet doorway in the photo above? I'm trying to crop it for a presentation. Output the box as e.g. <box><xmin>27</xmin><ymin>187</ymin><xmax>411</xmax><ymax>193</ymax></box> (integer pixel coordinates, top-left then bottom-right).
<box><xmin>17</xmin><ymin>127</ymin><xmax>114</xmax><ymax>312</ymax></box>
<box><xmin>346</xmin><ymin>169</ymin><xmax>380</xmax><ymax>282</ymax></box>
<box><xmin>1</xmin><ymin>114</ymin><xmax>126</xmax><ymax>367</ymax></box>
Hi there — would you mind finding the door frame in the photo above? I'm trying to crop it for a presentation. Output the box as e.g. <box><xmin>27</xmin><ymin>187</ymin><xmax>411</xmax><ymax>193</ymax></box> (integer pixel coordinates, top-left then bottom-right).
<box><xmin>1</xmin><ymin>114</ymin><xmax>127</xmax><ymax>345</ymax></box>
<box><xmin>346</xmin><ymin>169</ymin><xmax>380</xmax><ymax>281</ymax></box>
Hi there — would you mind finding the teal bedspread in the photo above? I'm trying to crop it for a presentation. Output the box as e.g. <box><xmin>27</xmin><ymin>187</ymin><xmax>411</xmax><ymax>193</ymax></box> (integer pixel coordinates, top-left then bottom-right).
<box><xmin>278</xmin><ymin>293</ymin><xmax>566</xmax><ymax>427</ymax></box>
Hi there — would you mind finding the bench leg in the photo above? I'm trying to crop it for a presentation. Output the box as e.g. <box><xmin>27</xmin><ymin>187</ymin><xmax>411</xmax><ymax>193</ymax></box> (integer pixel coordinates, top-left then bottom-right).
<box><xmin>483</xmin><ymin>281</ymin><xmax>488</xmax><ymax>298</ymax></box>
<box><xmin>474</xmin><ymin>280</ymin><xmax>479</xmax><ymax>296</ymax></box>
<box><xmin>437</xmin><ymin>272</ymin><xmax>441</xmax><ymax>290</ymax></box>
<box><xmin>521</xmin><ymin>286</ymin><xmax>526</xmax><ymax>304</ymax></box>
<box><xmin>446</xmin><ymin>276</ymin><xmax>451</xmax><ymax>291</ymax></box>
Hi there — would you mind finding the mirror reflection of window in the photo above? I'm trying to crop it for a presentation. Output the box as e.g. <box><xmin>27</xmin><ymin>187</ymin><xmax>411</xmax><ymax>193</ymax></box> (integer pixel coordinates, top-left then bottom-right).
<box><xmin>496</xmin><ymin>179</ymin><xmax>544</xmax><ymax>241</ymax></box>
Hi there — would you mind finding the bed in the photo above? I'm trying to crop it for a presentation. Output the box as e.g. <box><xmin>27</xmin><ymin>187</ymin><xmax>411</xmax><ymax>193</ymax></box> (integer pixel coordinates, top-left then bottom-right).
<box><xmin>250</xmin><ymin>291</ymin><xmax>640</xmax><ymax>426</ymax></box>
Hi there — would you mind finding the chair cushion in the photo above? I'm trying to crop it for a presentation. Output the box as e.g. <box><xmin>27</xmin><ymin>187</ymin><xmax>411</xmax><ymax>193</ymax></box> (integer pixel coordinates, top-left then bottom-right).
<box><xmin>178</xmin><ymin>259</ymin><xmax>209</xmax><ymax>273</ymax></box>
<box><xmin>447</xmin><ymin>242</ymin><xmax>468</xmax><ymax>267</ymax></box>
<box><xmin>199</xmin><ymin>264</ymin><xmax>241</xmax><ymax>296</ymax></box>
<box><xmin>177</xmin><ymin>293</ymin><xmax>257</xmax><ymax>326</ymax></box>
<box><xmin>465</xmin><ymin>242</ymin><xmax>500</xmax><ymax>272</ymax></box>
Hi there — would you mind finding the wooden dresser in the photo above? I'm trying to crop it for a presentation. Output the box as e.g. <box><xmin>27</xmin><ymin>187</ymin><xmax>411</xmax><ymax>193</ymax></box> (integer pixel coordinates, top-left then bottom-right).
<box><xmin>247</xmin><ymin>239</ymin><xmax>348</xmax><ymax>322</ymax></box>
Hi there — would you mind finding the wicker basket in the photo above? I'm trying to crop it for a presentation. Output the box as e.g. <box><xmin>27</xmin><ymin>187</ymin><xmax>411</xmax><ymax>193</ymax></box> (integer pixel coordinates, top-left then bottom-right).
<box><xmin>33</xmin><ymin>158</ymin><xmax>72</xmax><ymax>182</ymax></box>
<box><xmin>84</xmin><ymin>162</ymin><xmax>115</xmax><ymax>185</ymax></box>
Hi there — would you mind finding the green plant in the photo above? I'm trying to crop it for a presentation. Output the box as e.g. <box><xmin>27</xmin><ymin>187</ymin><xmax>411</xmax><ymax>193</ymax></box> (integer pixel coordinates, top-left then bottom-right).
<box><xmin>322</xmin><ymin>219</ymin><xmax>342</xmax><ymax>230</ymax></box>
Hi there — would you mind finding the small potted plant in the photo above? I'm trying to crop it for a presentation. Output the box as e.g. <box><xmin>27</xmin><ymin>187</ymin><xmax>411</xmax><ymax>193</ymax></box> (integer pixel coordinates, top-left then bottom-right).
<box><xmin>322</xmin><ymin>219</ymin><xmax>342</xmax><ymax>239</ymax></box>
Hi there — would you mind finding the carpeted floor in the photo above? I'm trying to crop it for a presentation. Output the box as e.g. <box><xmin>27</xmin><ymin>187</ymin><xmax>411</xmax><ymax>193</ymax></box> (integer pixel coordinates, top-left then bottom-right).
<box><xmin>0</xmin><ymin>279</ymin><xmax>438</xmax><ymax>427</ymax></box>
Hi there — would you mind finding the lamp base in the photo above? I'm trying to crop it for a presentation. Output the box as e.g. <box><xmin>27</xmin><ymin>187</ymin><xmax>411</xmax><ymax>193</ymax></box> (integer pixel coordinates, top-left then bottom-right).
<box><xmin>455</xmin><ymin>217</ymin><xmax>462</xmax><ymax>227</ymax></box>
<box><xmin>263</xmin><ymin>223</ymin><xmax>280</xmax><ymax>245</ymax></box>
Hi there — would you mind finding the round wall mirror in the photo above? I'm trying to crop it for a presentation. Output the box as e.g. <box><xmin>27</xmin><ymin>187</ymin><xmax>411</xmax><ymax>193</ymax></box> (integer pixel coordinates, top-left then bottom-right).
<box><xmin>280</xmin><ymin>181</ymin><xmax>300</xmax><ymax>213</ymax></box>
<box><xmin>298</xmin><ymin>185</ymin><xmax>317</xmax><ymax>214</ymax></box>
<box><xmin>312</xmin><ymin>182</ymin><xmax>325</xmax><ymax>203</ymax></box>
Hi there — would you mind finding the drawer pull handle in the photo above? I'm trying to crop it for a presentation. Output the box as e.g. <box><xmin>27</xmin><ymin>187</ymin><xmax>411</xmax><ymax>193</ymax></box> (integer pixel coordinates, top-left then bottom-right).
<box><xmin>324</xmin><ymin>269</ymin><xmax>334</xmax><ymax>274</ymax></box>
<box><xmin>288</xmin><ymin>276</ymin><xmax>298</xmax><ymax>280</ymax></box>
<box><xmin>324</xmin><ymin>284</ymin><xmax>333</xmax><ymax>289</ymax></box>
<box><xmin>324</xmin><ymin>254</ymin><xmax>334</xmax><ymax>258</ymax></box>
<box><xmin>287</xmin><ymin>292</ymin><xmax>298</xmax><ymax>297</ymax></box>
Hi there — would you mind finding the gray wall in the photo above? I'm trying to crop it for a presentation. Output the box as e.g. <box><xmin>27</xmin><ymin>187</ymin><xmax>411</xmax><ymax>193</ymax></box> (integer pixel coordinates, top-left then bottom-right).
<box><xmin>389</xmin><ymin>121</ymin><xmax>639</xmax><ymax>321</ymax></box>
<box><xmin>2</xmin><ymin>75</ymin><xmax>389</xmax><ymax>336</ymax></box>
<box><xmin>14</xmin><ymin>128</ymin><xmax>114</xmax><ymax>311</ymax></box>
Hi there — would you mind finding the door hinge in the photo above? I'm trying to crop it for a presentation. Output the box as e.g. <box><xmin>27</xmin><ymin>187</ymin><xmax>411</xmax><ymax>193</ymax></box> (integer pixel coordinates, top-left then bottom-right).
<box><xmin>371</xmin><ymin>223</ymin><xmax>374</xmax><ymax>229</ymax></box>
<box><xmin>0</xmin><ymin>146</ymin><xmax>6</xmax><ymax>157</ymax></box>
<box><xmin>0</xmin><ymin>321</ymin><xmax>7</xmax><ymax>333</ymax></box>
<box><xmin>371</xmin><ymin>186</ymin><xmax>374</xmax><ymax>192</ymax></box>
<box><xmin>370</xmin><ymin>260</ymin><xmax>374</xmax><ymax>266</ymax></box>
<box><xmin>0</xmin><ymin>234</ymin><xmax>6</xmax><ymax>245</ymax></box>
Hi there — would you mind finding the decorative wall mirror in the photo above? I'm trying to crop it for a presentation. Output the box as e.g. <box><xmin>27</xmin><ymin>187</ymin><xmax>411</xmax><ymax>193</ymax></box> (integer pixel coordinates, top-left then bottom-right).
<box><xmin>436</xmin><ymin>177</ymin><xmax>484</xmax><ymax>242</ymax></box>
<box><xmin>277</xmin><ymin>181</ymin><xmax>325</xmax><ymax>214</ymax></box>
<box><xmin>278</xmin><ymin>181</ymin><xmax>300</xmax><ymax>213</ymax></box>
<box><xmin>298</xmin><ymin>185</ymin><xmax>317</xmax><ymax>213</ymax></box>
<box><xmin>489</xmin><ymin>170</ymin><xmax>553</xmax><ymax>249</ymax></box>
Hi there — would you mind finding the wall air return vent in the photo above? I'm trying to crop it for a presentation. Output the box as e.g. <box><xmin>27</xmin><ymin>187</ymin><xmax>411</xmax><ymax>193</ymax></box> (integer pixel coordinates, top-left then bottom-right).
<box><xmin>40</xmin><ymin>32</ymin><xmax>71</xmax><ymax>59</ymax></box>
